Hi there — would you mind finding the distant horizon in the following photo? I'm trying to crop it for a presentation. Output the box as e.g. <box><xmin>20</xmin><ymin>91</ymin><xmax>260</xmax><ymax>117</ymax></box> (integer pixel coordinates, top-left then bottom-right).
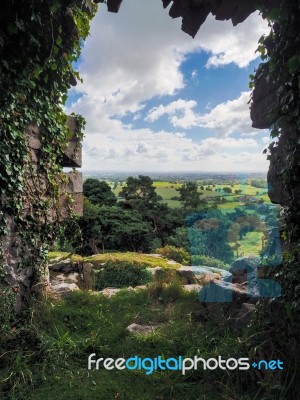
<box><xmin>79</xmin><ymin>170</ymin><xmax>267</xmax><ymax>177</ymax></box>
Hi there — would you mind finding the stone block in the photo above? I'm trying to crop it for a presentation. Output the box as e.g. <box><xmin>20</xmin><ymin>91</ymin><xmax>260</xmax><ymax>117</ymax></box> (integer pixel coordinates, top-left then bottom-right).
<box><xmin>59</xmin><ymin>192</ymin><xmax>83</xmax><ymax>219</ymax></box>
<box><xmin>63</xmin><ymin>140</ymin><xmax>82</xmax><ymax>168</ymax></box>
<box><xmin>63</xmin><ymin>116</ymin><xmax>82</xmax><ymax>167</ymax></box>
<box><xmin>25</xmin><ymin>123</ymin><xmax>41</xmax><ymax>149</ymax></box>
<box><xmin>72</xmin><ymin>193</ymin><xmax>83</xmax><ymax>216</ymax></box>
<box><xmin>107</xmin><ymin>0</ymin><xmax>123</xmax><ymax>13</ymax></box>
<box><xmin>61</xmin><ymin>171</ymin><xmax>83</xmax><ymax>193</ymax></box>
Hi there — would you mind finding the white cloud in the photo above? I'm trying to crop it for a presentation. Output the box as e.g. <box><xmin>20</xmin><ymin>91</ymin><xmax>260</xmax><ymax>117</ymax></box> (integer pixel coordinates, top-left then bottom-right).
<box><xmin>80</xmin><ymin>124</ymin><xmax>262</xmax><ymax>172</ymax></box>
<box><xmin>66</xmin><ymin>0</ymin><xmax>270</xmax><ymax>172</ymax></box>
<box><xmin>197</xmin><ymin>91</ymin><xmax>256</xmax><ymax>136</ymax></box>
<box><xmin>145</xmin><ymin>92</ymin><xmax>260</xmax><ymax>136</ymax></box>
<box><xmin>70</xmin><ymin>0</ymin><xmax>269</xmax><ymax>116</ymax></box>
<box><xmin>191</xmin><ymin>69</ymin><xmax>198</xmax><ymax>79</ymax></box>
<box><xmin>183</xmin><ymin>137</ymin><xmax>258</xmax><ymax>161</ymax></box>
<box><xmin>235</xmin><ymin>152</ymin><xmax>256</xmax><ymax>164</ymax></box>
<box><xmin>146</xmin><ymin>99</ymin><xmax>199</xmax><ymax>129</ymax></box>
<box><xmin>262</xmin><ymin>136</ymin><xmax>270</xmax><ymax>144</ymax></box>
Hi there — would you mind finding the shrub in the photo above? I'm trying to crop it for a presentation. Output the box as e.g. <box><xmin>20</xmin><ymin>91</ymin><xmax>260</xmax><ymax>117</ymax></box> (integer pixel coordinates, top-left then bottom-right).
<box><xmin>156</xmin><ymin>245</ymin><xmax>191</xmax><ymax>265</ymax></box>
<box><xmin>191</xmin><ymin>255</ymin><xmax>229</xmax><ymax>270</ymax></box>
<box><xmin>94</xmin><ymin>261</ymin><xmax>152</xmax><ymax>290</ymax></box>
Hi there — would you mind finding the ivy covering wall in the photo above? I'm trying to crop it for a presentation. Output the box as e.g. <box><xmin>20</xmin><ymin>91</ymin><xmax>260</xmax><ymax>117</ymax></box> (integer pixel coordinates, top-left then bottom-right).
<box><xmin>0</xmin><ymin>0</ymin><xmax>94</xmax><ymax>323</ymax></box>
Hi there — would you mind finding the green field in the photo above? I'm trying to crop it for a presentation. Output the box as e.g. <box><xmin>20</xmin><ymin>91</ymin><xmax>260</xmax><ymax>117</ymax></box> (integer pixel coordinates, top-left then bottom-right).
<box><xmin>240</xmin><ymin>231</ymin><xmax>264</xmax><ymax>256</ymax></box>
<box><xmin>106</xmin><ymin>178</ymin><xmax>271</xmax><ymax>260</ymax></box>
<box><xmin>111</xmin><ymin>180</ymin><xmax>270</xmax><ymax>209</ymax></box>
<box><xmin>230</xmin><ymin>231</ymin><xmax>264</xmax><ymax>257</ymax></box>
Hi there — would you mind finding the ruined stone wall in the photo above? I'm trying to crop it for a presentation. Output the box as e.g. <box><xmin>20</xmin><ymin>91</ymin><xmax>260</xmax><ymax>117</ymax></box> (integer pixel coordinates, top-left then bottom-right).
<box><xmin>1</xmin><ymin>117</ymin><xmax>83</xmax><ymax>313</ymax></box>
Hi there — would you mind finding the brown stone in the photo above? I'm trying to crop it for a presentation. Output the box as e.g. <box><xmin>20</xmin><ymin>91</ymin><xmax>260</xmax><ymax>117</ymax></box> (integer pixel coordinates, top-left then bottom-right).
<box><xmin>107</xmin><ymin>0</ymin><xmax>123</xmax><ymax>13</ymax></box>
<box><xmin>63</xmin><ymin>140</ymin><xmax>82</xmax><ymax>168</ymax></box>
<box><xmin>82</xmin><ymin>263</ymin><xmax>94</xmax><ymax>289</ymax></box>
<box><xmin>127</xmin><ymin>323</ymin><xmax>157</xmax><ymax>334</ymax></box>
<box><xmin>66</xmin><ymin>116</ymin><xmax>79</xmax><ymax>135</ymax></box>
<box><xmin>61</xmin><ymin>171</ymin><xmax>83</xmax><ymax>194</ymax></box>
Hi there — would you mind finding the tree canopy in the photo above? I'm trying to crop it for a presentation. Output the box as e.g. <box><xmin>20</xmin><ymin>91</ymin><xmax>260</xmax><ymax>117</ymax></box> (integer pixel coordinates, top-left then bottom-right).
<box><xmin>83</xmin><ymin>178</ymin><xmax>117</xmax><ymax>207</ymax></box>
<box><xmin>176</xmin><ymin>181</ymin><xmax>207</xmax><ymax>211</ymax></box>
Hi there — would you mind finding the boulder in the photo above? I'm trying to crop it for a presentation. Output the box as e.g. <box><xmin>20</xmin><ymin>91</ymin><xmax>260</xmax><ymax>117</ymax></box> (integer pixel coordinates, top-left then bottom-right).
<box><xmin>199</xmin><ymin>281</ymin><xmax>250</xmax><ymax>305</ymax></box>
<box><xmin>147</xmin><ymin>266</ymin><xmax>163</xmax><ymax>277</ymax></box>
<box><xmin>229</xmin><ymin>256</ymin><xmax>260</xmax><ymax>284</ymax></box>
<box><xmin>48</xmin><ymin>259</ymin><xmax>72</xmax><ymax>272</ymax></box>
<box><xmin>51</xmin><ymin>282</ymin><xmax>79</xmax><ymax>296</ymax></box>
<box><xmin>177</xmin><ymin>266</ymin><xmax>228</xmax><ymax>285</ymax></box>
<box><xmin>183</xmin><ymin>284</ymin><xmax>202</xmax><ymax>292</ymax></box>
<box><xmin>82</xmin><ymin>262</ymin><xmax>94</xmax><ymax>289</ymax></box>
<box><xmin>177</xmin><ymin>266</ymin><xmax>196</xmax><ymax>284</ymax></box>
<box><xmin>127</xmin><ymin>323</ymin><xmax>156</xmax><ymax>335</ymax></box>
<box><xmin>52</xmin><ymin>272</ymin><xmax>81</xmax><ymax>285</ymax></box>
<box><xmin>100</xmin><ymin>287</ymin><xmax>121</xmax><ymax>297</ymax></box>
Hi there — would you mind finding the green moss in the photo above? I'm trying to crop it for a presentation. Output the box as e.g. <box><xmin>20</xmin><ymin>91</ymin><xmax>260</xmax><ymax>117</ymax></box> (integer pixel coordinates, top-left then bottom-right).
<box><xmin>47</xmin><ymin>251</ymin><xmax>71</xmax><ymax>260</ymax></box>
<box><xmin>47</xmin><ymin>251</ymin><xmax>181</xmax><ymax>269</ymax></box>
<box><xmin>85</xmin><ymin>252</ymin><xmax>181</xmax><ymax>270</ymax></box>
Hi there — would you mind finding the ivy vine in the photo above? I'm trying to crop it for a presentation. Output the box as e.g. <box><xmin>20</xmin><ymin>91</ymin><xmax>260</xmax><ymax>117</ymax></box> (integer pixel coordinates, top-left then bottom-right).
<box><xmin>249</xmin><ymin>1</ymin><xmax>300</xmax><ymax>396</ymax></box>
<box><xmin>0</xmin><ymin>0</ymin><xmax>95</xmax><ymax>320</ymax></box>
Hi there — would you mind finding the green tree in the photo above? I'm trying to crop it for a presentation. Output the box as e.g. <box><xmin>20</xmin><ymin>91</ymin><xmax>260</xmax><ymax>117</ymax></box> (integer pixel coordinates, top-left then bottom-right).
<box><xmin>119</xmin><ymin>175</ymin><xmax>183</xmax><ymax>246</ymax></box>
<box><xmin>77</xmin><ymin>200</ymin><xmax>152</xmax><ymax>254</ymax></box>
<box><xmin>83</xmin><ymin>178</ymin><xmax>117</xmax><ymax>207</ymax></box>
<box><xmin>187</xmin><ymin>210</ymin><xmax>234</xmax><ymax>264</ymax></box>
<box><xmin>119</xmin><ymin>175</ymin><xmax>159</xmax><ymax>206</ymax></box>
<box><xmin>177</xmin><ymin>181</ymin><xmax>207</xmax><ymax>211</ymax></box>
<box><xmin>167</xmin><ymin>227</ymin><xmax>190</xmax><ymax>250</ymax></box>
<box><xmin>77</xmin><ymin>199</ymin><xmax>104</xmax><ymax>254</ymax></box>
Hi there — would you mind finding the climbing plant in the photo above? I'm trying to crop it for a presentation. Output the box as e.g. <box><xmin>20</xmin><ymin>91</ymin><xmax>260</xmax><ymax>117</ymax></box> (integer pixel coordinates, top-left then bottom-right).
<box><xmin>0</xmin><ymin>0</ymin><xmax>96</xmax><ymax>320</ymax></box>
<box><xmin>254</xmin><ymin>0</ymin><xmax>300</xmax><ymax>305</ymax></box>
<box><xmin>248</xmin><ymin>1</ymin><xmax>300</xmax><ymax>397</ymax></box>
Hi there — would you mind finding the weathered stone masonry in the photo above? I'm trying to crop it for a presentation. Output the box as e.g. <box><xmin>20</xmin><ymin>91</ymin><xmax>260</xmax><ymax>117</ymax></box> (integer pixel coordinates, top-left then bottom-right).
<box><xmin>1</xmin><ymin>116</ymin><xmax>83</xmax><ymax>313</ymax></box>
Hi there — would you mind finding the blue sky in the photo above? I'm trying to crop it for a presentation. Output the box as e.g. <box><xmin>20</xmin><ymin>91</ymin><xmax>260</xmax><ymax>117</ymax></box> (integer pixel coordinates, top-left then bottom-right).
<box><xmin>66</xmin><ymin>0</ymin><xmax>271</xmax><ymax>173</ymax></box>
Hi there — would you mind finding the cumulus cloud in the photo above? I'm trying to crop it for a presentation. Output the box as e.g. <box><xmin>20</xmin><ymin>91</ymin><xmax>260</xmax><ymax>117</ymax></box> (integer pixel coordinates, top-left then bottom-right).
<box><xmin>183</xmin><ymin>137</ymin><xmax>258</xmax><ymax>161</ymax></box>
<box><xmin>146</xmin><ymin>99</ymin><xmax>199</xmax><ymax>129</ymax></box>
<box><xmin>262</xmin><ymin>136</ymin><xmax>270</xmax><ymax>144</ymax></box>
<box><xmin>65</xmin><ymin>0</ymin><xmax>270</xmax><ymax>172</ymax></box>
<box><xmin>70</xmin><ymin>0</ymin><xmax>269</xmax><ymax>116</ymax></box>
<box><xmin>145</xmin><ymin>92</ymin><xmax>259</xmax><ymax>136</ymax></box>
<box><xmin>197</xmin><ymin>91</ymin><xmax>257</xmax><ymax>136</ymax></box>
<box><xmin>79</xmin><ymin>125</ymin><xmax>262</xmax><ymax>171</ymax></box>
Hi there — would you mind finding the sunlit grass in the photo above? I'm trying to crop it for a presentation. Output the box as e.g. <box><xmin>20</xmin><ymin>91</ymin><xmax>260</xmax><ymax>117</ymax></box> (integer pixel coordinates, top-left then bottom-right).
<box><xmin>238</xmin><ymin>231</ymin><xmax>264</xmax><ymax>256</ymax></box>
<box><xmin>1</xmin><ymin>289</ymin><xmax>257</xmax><ymax>400</ymax></box>
<box><xmin>48</xmin><ymin>252</ymin><xmax>182</xmax><ymax>270</ymax></box>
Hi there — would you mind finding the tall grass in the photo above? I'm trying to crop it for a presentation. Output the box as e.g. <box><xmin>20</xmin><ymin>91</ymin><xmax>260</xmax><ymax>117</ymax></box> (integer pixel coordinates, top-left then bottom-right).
<box><xmin>1</xmin><ymin>287</ymin><xmax>259</xmax><ymax>400</ymax></box>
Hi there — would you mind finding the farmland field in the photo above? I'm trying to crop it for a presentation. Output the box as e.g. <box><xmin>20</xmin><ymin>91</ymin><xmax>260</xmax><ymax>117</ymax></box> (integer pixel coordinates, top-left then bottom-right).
<box><xmin>110</xmin><ymin>179</ymin><xmax>270</xmax><ymax>209</ymax></box>
<box><xmin>88</xmin><ymin>175</ymin><xmax>274</xmax><ymax>260</ymax></box>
